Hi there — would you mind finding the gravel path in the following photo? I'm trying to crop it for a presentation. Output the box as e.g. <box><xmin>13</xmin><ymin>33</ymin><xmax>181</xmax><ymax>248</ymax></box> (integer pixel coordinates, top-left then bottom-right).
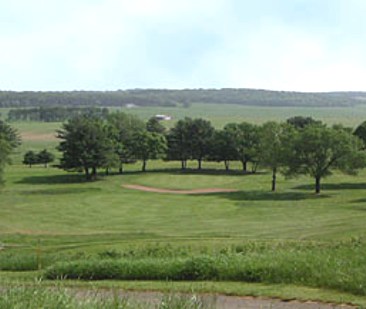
<box><xmin>72</xmin><ymin>289</ymin><xmax>356</xmax><ymax>309</ymax></box>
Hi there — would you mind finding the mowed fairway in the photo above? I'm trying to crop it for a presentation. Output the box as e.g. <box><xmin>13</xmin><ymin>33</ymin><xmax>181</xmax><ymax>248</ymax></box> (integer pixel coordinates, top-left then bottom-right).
<box><xmin>2</xmin><ymin>161</ymin><xmax>366</xmax><ymax>246</ymax></box>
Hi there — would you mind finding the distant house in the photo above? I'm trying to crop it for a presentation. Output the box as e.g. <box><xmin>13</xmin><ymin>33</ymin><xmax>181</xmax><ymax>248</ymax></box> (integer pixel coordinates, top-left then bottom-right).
<box><xmin>126</xmin><ymin>103</ymin><xmax>138</xmax><ymax>109</ymax></box>
<box><xmin>155</xmin><ymin>114</ymin><xmax>172</xmax><ymax>121</ymax></box>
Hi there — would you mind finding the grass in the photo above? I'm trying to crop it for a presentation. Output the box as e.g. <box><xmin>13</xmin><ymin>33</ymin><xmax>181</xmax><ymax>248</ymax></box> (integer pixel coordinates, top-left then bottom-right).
<box><xmin>3</xmin><ymin>104</ymin><xmax>366</xmax><ymax>305</ymax></box>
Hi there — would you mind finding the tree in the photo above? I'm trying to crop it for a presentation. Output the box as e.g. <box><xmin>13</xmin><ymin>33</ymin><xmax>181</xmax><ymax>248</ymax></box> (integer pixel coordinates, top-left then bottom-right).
<box><xmin>146</xmin><ymin>117</ymin><xmax>166</xmax><ymax>134</ymax></box>
<box><xmin>57</xmin><ymin>116</ymin><xmax>116</xmax><ymax>180</ymax></box>
<box><xmin>0</xmin><ymin>120</ymin><xmax>20</xmax><ymax>184</ymax></box>
<box><xmin>285</xmin><ymin>124</ymin><xmax>366</xmax><ymax>194</ymax></box>
<box><xmin>258</xmin><ymin>122</ymin><xmax>295</xmax><ymax>191</ymax></box>
<box><xmin>286</xmin><ymin>116</ymin><xmax>322</xmax><ymax>130</ymax></box>
<box><xmin>129</xmin><ymin>131</ymin><xmax>167</xmax><ymax>172</ymax></box>
<box><xmin>354</xmin><ymin>121</ymin><xmax>366</xmax><ymax>147</ymax></box>
<box><xmin>23</xmin><ymin>151</ymin><xmax>38</xmax><ymax>168</ymax></box>
<box><xmin>208</xmin><ymin>129</ymin><xmax>237</xmax><ymax>171</ymax></box>
<box><xmin>107</xmin><ymin>112</ymin><xmax>145</xmax><ymax>174</ymax></box>
<box><xmin>224</xmin><ymin>122</ymin><xmax>259</xmax><ymax>172</ymax></box>
<box><xmin>37</xmin><ymin>149</ymin><xmax>55</xmax><ymax>168</ymax></box>
<box><xmin>166</xmin><ymin>118</ymin><xmax>193</xmax><ymax>170</ymax></box>
<box><xmin>190</xmin><ymin>118</ymin><xmax>215</xmax><ymax>170</ymax></box>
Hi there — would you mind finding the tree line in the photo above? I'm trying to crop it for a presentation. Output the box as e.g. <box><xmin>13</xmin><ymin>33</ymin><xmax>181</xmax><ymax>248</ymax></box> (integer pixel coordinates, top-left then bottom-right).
<box><xmin>0</xmin><ymin>89</ymin><xmax>364</xmax><ymax>108</ymax></box>
<box><xmin>57</xmin><ymin>113</ymin><xmax>366</xmax><ymax>194</ymax></box>
<box><xmin>7</xmin><ymin>107</ymin><xmax>109</xmax><ymax>122</ymax></box>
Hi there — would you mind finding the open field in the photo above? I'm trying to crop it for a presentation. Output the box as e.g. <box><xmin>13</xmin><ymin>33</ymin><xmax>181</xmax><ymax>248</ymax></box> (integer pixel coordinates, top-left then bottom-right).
<box><xmin>2</xmin><ymin>104</ymin><xmax>366</xmax><ymax>306</ymax></box>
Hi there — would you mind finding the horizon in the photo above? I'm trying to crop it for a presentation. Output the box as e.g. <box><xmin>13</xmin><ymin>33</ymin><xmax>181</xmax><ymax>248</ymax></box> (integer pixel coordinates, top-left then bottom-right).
<box><xmin>1</xmin><ymin>87</ymin><xmax>366</xmax><ymax>94</ymax></box>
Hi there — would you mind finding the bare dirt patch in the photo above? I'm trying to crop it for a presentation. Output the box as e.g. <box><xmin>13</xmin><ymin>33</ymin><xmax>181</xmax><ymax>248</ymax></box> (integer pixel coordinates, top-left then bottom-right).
<box><xmin>20</xmin><ymin>132</ymin><xmax>57</xmax><ymax>142</ymax></box>
<box><xmin>122</xmin><ymin>184</ymin><xmax>238</xmax><ymax>194</ymax></box>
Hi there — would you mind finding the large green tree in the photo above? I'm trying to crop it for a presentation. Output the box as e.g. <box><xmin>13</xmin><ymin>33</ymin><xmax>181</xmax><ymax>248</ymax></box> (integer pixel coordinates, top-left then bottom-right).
<box><xmin>259</xmin><ymin>122</ymin><xmax>295</xmax><ymax>191</ymax></box>
<box><xmin>0</xmin><ymin>120</ymin><xmax>20</xmax><ymax>184</ymax></box>
<box><xmin>285</xmin><ymin>124</ymin><xmax>365</xmax><ymax>194</ymax></box>
<box><xmin>224</xmin><ymin>122</ymin><xmax>259</xmax><ymax>172</ymax></box>
<box><xmin>57</xmin><ymin>116</ymin><xmax>116</xmax><ymax>180</ymax></box>
<box><xmin>190</xmin><ymin>118</ymin><xmax>215</xmax><ymax>170</ymax></box>
<box><xmin>129</xmin><ymin>131</ymin><xmax>167</xmax><ymax>172</ymax></box>
<box><xmin>107</xmin><ymin>112</ymin><xmax>145</xmax><ymax>174</ymax></box>
<box><xmin>166</xmin><ymin>118</ymin><xmax>193</xmax><ymax>170</ymax></box>
<box><xmin>208</xmin><ymin>128</ymin><xmax>238</xmax><ymax>171</ymax></box>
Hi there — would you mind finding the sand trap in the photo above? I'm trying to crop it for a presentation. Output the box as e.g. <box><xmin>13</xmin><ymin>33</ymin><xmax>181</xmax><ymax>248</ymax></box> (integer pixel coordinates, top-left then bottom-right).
<box><xmin>122</xmin><ymin>184</ymin><xmax>238</xmax><ymax>194</ymax></box>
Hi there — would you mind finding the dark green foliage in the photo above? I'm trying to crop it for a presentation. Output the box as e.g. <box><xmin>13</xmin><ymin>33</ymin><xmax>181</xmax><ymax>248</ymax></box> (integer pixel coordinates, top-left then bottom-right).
<box><xmin>37</xmin><ymin>149</ymin><xmax>55</xmax><ymax>167</ymax></box>
<box><xmin>354</xmin><ymin>120</ymin><xmax>366</xmax><ymax>147</ymax></box>
<box><xmin>284</xmin><ymin>123</ymin><xmax>366</xmax><ymax>193</ymax></box>
<box><xmin>146</xmin><ymin>117</ymin><xmax>166</xmax><ymax>134</ymax></box>
<box><xmin>189</xmin><ymin>118</ymin><xmax>215</xmax><ymax>170</ymax></box>
<box><xmin>166</xmin><ymin>118</ymin><xmax>214</xmax><ymax>170</ymax></box>
<box><xmin>207</xmin><ymin>129</ymin><xmax>237</xmax><ymax>170</ymax></box>
<box><xmin>223</xmin><ymin>122</ymin><xmax>260</xmax><ymax>172</ymax></box>
<box><xmin>166</xmin><ymin>118</ymin><xmax>193</xmax><ymax>169</ymax></box>
<box><xmin>258</xmin><ymin>122</ymin><xmax>296</xmax><ymax>191</ymax></box>
<box><xmin>286</xmin><ymin>116</ymin><xmax>322</xmax><ymax>129</ymax></box>
<box><xmin>128</xmin><ymin>131</ymin><xmax>167</xmax><ymax>172</ymax></box>
<box><xmin>57</xmin><ymin>115</ymin><xmax>116</xmax><ymax>180</ymax></box>
<box><xmin>106</xmin><ymin>112</ymin><xmax>145</xmax><ymax>173</ymax></box>
<box><xmin>23</xmin><ymin>151</ymin><xmax>38</xmax><ymax>168</ymax></box>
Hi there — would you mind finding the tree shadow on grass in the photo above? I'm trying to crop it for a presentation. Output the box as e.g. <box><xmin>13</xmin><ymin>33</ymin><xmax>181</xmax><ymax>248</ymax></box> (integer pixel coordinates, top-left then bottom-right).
<box><xmin>111</xmin><ymin>168</ymin><xmax>266</xmax><ymax>177</ymax></box>
<box><xmin>294</xmin><ymin>183</ymin><xmax>366</xmax><ymax>191</ymax></box>
<box><xmin>17</xmin><ymin>188</ymin><xmax>102</xmax><ymax>195</ymax></box>
<box><xmin>351</xmin><ymin>198</ymin><xmax>366</xmax><ymax>205</ymax></box>
<box><xmin>198</xmin><ymin>190</ymin><xmax>330</xmax><ymax>202</ymax></box>
<box><xmin>16</xmin><ymin>174</ymin><xmax>88</xmax><ymax>185</ymax></box>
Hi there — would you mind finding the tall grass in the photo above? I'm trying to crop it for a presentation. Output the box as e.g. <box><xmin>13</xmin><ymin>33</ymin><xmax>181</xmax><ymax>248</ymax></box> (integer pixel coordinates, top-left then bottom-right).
<box><xmin>44</xmin><ymin>241</ymin><xmax>366</xmax><ymax>296</ymax></box>
<box><xmin>0</xmin><ymin>284</ymin><xmax>210</xmax><ymax>309</ymax></box>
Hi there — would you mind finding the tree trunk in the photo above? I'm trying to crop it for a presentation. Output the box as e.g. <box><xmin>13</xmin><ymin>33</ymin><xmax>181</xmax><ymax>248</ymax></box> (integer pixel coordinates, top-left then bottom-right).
<box><xmin>105</xmin><ymin>167</ymin><xmax>109</xmax><ymax>176</ymax></box>
<box><xmin>119</xmin><ymin>163</ymin><xmax>123</xmax><ymax>174</ymax></box>
<box><xmin>242</xmin><ymin>160</ymin><xmax>247</xmax><ymax>172</ymax></box>
<box><xmin>181</xmin><ymin>160</ymin><xmax>186</xmax><ymax>170</ymax></box>
<box><xmin>142</xmin><ymin>160</ymin><xmax>147</xmax><ymax>172</ymax></box>
<box><xmin>198</xmin><ymin>159</ymin><xmax>202</xmax><ymax>170</ymax></box>
<box><xmin>91</xmin><ymin>166</ymin><xmax>97</xmax><ymax>180</ymax></box>
<box><xmin>85</xmin><ymin>167</ymin><xmax>91</xmax><ymax>180</ymax></box>
<box><xmin>252</xmin><ymin>162</ymin><xmax>258</xmax><ymax>174</ymax></box>
<box><xmin>271</xmin><ymin>167</ymin><xmax>277</xmax><ymax>192</ymax></box>
<box><xmin>29</xmin><ymin>164</ymin><xmax>32</xmax><ymax>168</ymax></box>
<box><xmin>44</xmin><ymin>163</ymin><xmax>47</xmax><ymax>168</ymax></box>
<box><xmin>224</xmin><ymin>160</ymin><xmax>230</xmax><ymax>171</ymax></box>
<box><xmin>315</xmin><ymin>176</ymin><xmax>321</xmax><ymax>194</ymax></box>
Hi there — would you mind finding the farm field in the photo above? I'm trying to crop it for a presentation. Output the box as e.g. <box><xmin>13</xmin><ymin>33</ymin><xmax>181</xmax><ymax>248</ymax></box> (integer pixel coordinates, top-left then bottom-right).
<box><xmin>2</xmin><ymin>103</ymin><xmax>366</xmax><ymax>306</ymax></box>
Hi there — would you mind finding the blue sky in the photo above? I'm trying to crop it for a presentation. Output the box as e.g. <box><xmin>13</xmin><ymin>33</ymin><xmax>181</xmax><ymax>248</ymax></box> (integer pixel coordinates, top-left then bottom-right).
<box><xmin>1</xmin><ymin>0</ymin><xmax>366</xmax><ymax>92</ymax></box>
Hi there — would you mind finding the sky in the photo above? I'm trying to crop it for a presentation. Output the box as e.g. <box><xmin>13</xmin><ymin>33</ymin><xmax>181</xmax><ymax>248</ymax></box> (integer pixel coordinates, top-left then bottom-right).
<box><xmin>1</xmin><ymin>0</ymin><xmax>366</xmax><ymax>92</ymax></box>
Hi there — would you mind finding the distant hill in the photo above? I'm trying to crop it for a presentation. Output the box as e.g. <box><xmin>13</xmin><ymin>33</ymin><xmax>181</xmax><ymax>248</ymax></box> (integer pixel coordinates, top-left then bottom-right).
<box><xmin>1</xmin><ymin>89</ymin><xmax>366</xmax><ymax>108</ymax></box>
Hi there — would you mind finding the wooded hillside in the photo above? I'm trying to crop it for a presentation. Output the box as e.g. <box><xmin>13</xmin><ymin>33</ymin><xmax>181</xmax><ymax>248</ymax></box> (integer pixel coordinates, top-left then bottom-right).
<box><xmin>1</xmin><ymin>89</ymin><xmax>366</xmax><ymax>108</ymax></box>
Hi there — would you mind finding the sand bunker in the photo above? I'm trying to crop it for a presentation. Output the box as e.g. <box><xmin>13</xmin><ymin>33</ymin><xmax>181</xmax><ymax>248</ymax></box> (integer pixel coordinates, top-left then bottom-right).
<box><xmin>122</xmin><ymin>184</ymin><xmax>238</xmax><ymax>194</ymax></box>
